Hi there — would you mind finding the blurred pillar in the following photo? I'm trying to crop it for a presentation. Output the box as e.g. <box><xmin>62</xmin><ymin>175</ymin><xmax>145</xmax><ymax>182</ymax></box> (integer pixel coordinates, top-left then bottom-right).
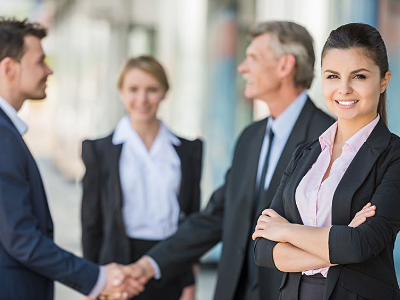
<box><xmin>254</xmin><ymin>0</ymin><xmax>331</xmax><ymax>115</ymax></box>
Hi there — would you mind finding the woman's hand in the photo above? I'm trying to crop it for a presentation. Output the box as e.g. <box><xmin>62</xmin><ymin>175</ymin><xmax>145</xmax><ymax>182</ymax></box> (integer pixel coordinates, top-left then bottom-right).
<box><xmin>348</xmin><ymin>202</ymin><xmax>376</xmax><ymax>227</ymax></box>
<box><xmin>252</xmin><ymin>209</ymin><xmax>291</xmax><ymax>242</ymax></box>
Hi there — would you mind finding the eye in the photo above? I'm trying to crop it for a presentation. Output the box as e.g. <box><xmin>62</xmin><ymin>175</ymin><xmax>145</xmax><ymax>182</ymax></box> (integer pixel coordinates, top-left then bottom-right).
<box><xmin>129</xmin><ymin>87</ymin><xmax>138</xmax><ymax>92</ymax></box>
<box><xmin>353</xmin><ymin>74</ymin><xmax>366</xmax><ymax>80</ymax></box>
<box><xmin>148</xmin><ymin>87</ymin><xmax>160</xmax><ymax>93</ymax></box>
<box><xmin>326</xmin><ymin>74</ymin><xmax>339</xmax><ymax>79</ymax></box>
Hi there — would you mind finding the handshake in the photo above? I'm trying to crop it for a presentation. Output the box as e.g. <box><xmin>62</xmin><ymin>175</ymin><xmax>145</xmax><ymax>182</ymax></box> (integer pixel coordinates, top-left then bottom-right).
<box><xmin>88</xmin><ymin>257</ymin><xmax>156</xmax><ymax>300</ymax></box>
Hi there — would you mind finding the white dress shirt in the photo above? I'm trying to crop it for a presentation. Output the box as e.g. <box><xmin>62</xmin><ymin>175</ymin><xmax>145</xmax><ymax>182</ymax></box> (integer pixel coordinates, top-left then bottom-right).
<box><xmin>112</xmin><ymin>115</ymin><xmax>182</xmax><ymax>240</ymax></box>
<box><xmin>256</xmin><ymin>91</ymin><xmax>308</xmax><ymax>191</ymax></box>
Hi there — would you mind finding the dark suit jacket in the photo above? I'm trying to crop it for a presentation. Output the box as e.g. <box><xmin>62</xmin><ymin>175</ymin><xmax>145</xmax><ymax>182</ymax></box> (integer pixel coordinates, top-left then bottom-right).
<box><xmin>254</xmin><ymin>118</ymin><xmax>400</xmax><ymax>300</ymax></box>
<box><xmin>0</xmin><ymin>108</ymin><xmax>99</xmax><ymax>300</ymax></box>
<box><xmin>146</xmin><ymin>97</ymin><xmax>334</xmax><ymax>300</ymax></box>
<box><xmin>81</xmin><ymin>133</ymin><xmax>203</xmax><ymax>266</ymax></box>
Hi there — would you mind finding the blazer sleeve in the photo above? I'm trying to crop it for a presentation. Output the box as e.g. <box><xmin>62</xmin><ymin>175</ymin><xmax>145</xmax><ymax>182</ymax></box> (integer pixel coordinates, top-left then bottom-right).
<box><xmin>254</xmin><ymin>144</ymin><xmax>307</xmax><ymax>270</ymax></box>
<box><xmin>190</xmin><ymin>138</ymin><xmax>203</xmax><ymax>214</ymax></box>
<box><xmin>329</xmin><ymin>153</ymin><xmax>400</xmax><ymax>264</ymax></box>
<box><xmin>147</xmin><ymin>126</ymin><xmax>248</xmax><ymax>283</ymax></box>
<box><xmin>81</xmin><ymin>140</ymin><xmax>103</xmax><ymax>263</ymax></box>
<box><xmin>0</xmin><ymin>130</ymin><xmax>99</xmax><ymax>295</ymax></box>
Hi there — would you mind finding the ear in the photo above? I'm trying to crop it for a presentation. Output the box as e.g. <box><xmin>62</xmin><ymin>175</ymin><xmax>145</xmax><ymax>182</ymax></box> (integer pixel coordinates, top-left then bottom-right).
<box><xmin>380</xmin><ymin>71</ymin><xmax>391</xmax><ymax>93</ymax></box>
<box><xmin>0</xmin><ymin>57</ymin><xmax>18</xmax><ymax>81</ymax></box>
<box><xmin>278</xmin><ymin>54</ymin><xmax>296</xmax><ymax>79</ymax></box>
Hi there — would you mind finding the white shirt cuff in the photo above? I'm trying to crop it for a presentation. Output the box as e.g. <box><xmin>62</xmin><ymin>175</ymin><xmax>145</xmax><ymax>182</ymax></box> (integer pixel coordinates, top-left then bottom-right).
<box><xmin>143</xmin><ymin>255</ymin><xmax>161</xmax><ymax>280</ymax></box>
<box><xmin>88</xmin><ymin>266</ymin><xmax>107</xmax><ymax>299</ymax></box>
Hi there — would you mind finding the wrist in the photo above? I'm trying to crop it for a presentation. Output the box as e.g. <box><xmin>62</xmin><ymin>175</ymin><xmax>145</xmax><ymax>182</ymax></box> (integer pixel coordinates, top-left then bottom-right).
<box><xmin>281</xmin><ymin>223</ymin><xmax>295</xmax><ymax>243</ymax></box>
<box><xmin>138</xmin><ymin>257</ymin><xmax>156</xmax><ymax>280</ymax></box>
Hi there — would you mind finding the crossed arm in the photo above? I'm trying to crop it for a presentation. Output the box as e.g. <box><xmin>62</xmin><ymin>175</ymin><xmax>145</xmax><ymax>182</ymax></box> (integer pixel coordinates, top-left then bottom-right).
<box><xmin>251</xmin><ymin>203</ymin><xmax>376</xmax><ymax>272</ymax></box>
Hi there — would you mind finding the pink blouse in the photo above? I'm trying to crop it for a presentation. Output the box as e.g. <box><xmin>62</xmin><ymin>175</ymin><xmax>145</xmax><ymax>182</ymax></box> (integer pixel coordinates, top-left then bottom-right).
<box><xmin>295</xmin><ymin>115</ymin><xmax>380</xmax><ymax>277</ymax></box>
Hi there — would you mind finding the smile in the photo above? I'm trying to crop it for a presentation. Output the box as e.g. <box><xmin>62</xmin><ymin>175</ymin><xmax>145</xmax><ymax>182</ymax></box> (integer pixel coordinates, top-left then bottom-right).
<box><xmin>336</xmin><ymin>100</ymin><xmax>358</xmax><ymax>106</ymax></box>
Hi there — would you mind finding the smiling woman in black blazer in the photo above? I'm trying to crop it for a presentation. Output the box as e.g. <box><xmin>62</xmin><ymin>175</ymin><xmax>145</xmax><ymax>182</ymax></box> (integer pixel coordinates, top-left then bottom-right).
<box><xmin>253</xmin><ymin>23</ymin><xmax>400</xmax><ymax>300</ymax></box>
<box><xmin>81</xmin><ymin>56</ymin><xmax>202</xmax><ymax>300</ymax></box>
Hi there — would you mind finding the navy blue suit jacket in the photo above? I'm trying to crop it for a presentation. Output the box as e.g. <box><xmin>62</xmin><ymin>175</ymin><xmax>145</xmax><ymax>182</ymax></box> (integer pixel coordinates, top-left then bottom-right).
<box><xmin>0</xmin><ymin>108</ymin><xmax>99</xmax><ymax>300</ymax></box>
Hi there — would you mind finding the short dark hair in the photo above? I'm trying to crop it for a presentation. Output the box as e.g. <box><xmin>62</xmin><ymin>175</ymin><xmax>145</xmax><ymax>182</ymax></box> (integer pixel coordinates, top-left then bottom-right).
<box><xmin>0</xmin><ymin>18</ymin><xmax>47</xmax><ymax>62</ymax></box>
<box><xmin>322</xmin><ymin>23</ymin><xmax>389</xmax><ymax>125</ymax></box>
<box><xmin>249</xmin><ymin>21</ymin><xmax>315</xmax><ymax>89</ymax></box>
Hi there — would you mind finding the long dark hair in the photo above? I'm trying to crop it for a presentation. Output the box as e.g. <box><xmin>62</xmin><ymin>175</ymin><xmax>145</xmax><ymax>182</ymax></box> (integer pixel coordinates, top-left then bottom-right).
<box><xmin>321</xmin><ymin>23</ymin><xmax>389</xmax><ymax>125</ymax></box>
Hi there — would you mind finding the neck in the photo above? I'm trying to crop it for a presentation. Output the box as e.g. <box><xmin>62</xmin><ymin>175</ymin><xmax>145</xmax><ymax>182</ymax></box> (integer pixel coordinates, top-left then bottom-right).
<box><xmin>130</xmin><ymin>117</ymin><xmax>160</xmax><ymax>150</ymax></box>
<box><xmin>335</xmin><ymin>114</ymin><xmax>377</xmax><ymax>144</ymax></box>
<box><xmin>0</xmin><ymin>88</ymin><xmax>24</xmax><ymax>111</ymax></box>
<box><xmin>261</xmin><ymin>84</ymin><xmax>305</xmax><ymax>119</ymax></box>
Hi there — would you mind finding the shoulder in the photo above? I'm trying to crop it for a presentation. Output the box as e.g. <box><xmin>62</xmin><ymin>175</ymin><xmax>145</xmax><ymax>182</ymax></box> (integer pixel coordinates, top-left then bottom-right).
<box><xmin>305</xmin><ymin>97</ymin><xmax>335</xmax><ymax>126</ymax></box>
<box><xmin>236</xmin><ymin>118</ymin><xmax>267</xmax><ymax>143</ymax></box>
<box><xmin>82</xmin><ymin>133</ymin><xmax>114</xmax><ymax>152</ymax></box>
<box><xmin>175</xmin><ymin>135</ymin><xmax>203</xmax><ymax>161</ymax></box>
<box><xmin>386</xmin><ymin>133</ymin><xmax>400</xmax><ymax>158</ymax></box>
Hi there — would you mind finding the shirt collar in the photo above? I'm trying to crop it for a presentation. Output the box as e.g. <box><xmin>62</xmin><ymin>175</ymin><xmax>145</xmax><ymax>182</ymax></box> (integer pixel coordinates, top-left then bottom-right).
<box><xmin>112</xmin><ymin>115</ymin><xmax>181</xmax><ymax>147</ymax></box>
<box><xmin>319</xmin><ymin>115</ymin><xmax>380</xmax><ymax>153</ymax></box>
<box><xmin>268</xmin><ymin>91</ymin><xmax>308</xmax><ymax>138</ymax></box>
<box><xmin>0</xmin><ymin>96</ymin><xmax>28</xmax><ymax>135</ymax></box>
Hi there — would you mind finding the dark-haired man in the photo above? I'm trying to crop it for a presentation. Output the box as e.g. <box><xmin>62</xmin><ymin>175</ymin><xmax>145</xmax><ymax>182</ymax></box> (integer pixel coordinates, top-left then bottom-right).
<box><xmin>0</xmin><ymin>18</ymin><xmax>142</xmax><ymax>300</ymax></box>
<box><xmin>125</xmin><ymin>21</ymin><xmax>334</xmax><ymax>300</ymax></box>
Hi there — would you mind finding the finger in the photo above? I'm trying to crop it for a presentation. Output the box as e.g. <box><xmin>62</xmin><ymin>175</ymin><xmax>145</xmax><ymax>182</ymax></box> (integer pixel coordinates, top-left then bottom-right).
<box><xmin>257</xmin><ymin>215</ymin><xmax>270</xmax><ymax>224</ymax></box>
<box><xmin>252</xmin><ymin>229</ymin><xmax>266</xmax><ymax>240</ymax></box>
<box><xmin>125</xmin><ymin>277</ymin><xmax>145</xmax><ymax>295</ymax></box>
<box><xmin>262</xmin><ymin>209</ymin><xmax>279</xmax><ymax>218</ymax></box>
<box><xmin>350</xmin><ymin>210</ymin><xmax>376</xmax><ymax>227</ymax></box>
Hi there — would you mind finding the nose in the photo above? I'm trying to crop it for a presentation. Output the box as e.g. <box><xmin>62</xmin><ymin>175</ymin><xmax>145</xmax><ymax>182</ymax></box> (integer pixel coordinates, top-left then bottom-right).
<box><xmin>338</xmin><ymin>78</ymin><xmax>352</xmax><ymax>95</ymax></box>
<box><xmin>237</xmin><ymin>58</ymin><xmax>248</xmax><ymax>74</ymax></box>
<box><xmin>46</xmin><ymin>63</ymin><xmax>53</xmax><ymax>76</ymax></box>
<box><xmin>137</xmin><ymin>90</ymin><xmax>147</xmax><ymax>103</ymax></box>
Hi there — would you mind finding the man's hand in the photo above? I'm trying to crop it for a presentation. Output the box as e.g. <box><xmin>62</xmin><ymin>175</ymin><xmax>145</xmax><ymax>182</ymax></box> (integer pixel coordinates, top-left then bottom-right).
<box><xmin>123</xmin><ymin>256</ymin><xmax>156</xmax><ymax>285</ymax></box>
<box><xmin>99</xmin><ymin>263</ymin><xmax>145</xmax><ymax>300</ymax></box>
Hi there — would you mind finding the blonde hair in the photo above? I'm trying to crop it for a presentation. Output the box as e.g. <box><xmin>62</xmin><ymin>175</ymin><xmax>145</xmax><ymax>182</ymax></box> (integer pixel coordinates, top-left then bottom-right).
<box><xmin>117</xmin><ymin>55</ymin><xmax>169</xmax><ymax>92</ymax></box>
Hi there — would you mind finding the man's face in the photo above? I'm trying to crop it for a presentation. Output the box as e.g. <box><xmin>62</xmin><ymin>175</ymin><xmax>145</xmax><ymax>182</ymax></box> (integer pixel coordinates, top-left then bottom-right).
<box><xmin>15</xmin><ymin>35</ymin><xmax>53</xmax><ymax>100</ymax></box>
<box><xmin>237</xmin><ymin>33</ymin><xmax>281</xmax><ymax>101</ymax></box>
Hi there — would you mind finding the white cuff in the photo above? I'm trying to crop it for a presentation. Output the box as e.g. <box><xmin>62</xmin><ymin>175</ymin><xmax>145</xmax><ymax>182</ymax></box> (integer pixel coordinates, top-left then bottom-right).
<box><xmin>143</xmin><ymin>255</ymin><xmax>161</xmax><ymax>280</ymax></box>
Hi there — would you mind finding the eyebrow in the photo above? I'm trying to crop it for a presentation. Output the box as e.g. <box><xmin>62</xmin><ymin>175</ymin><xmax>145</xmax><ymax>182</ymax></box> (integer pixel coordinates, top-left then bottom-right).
<box><xmin>323</xmin><ymin>68</ymin><xmax>372</xmax><ymax>74</ymax></box>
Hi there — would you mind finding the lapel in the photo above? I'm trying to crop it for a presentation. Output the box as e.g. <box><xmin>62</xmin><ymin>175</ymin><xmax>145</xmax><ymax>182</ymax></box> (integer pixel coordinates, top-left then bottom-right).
<box><xmin>285</xmin><ymin>141</ymin><xmax>321</xmax><ymax>224</ymax></box>
<box><xmin>107</xmin><ymin>137</ymin><xmax>123</xmax><ymax>211</ymax></box>
<box><xmin>0</xmin><ymin>107</ymin><xmax>51</xmax><ymax>223</ymax></box>
<box><xmin>248</xmin><ymin>118</ymin><xmax>268</xmax><ymax>210</ymax></box>
<box><xmin>257</xmin><ymin>98</ymin><xmax>317</xmax><ymax>213</ymax></box>
<box><xmin>173</xmin><ymin>141</ymin><xmax>186</xmax><ymax>210</ymax></box>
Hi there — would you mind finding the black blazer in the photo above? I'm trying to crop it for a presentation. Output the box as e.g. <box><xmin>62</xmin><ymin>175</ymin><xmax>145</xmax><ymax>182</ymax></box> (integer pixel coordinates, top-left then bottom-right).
<box><xmin>146</xmin><ymin>98</ymin><xmax>334</xmax><ymax>300</ymax></box>
<box><xmin>81</xmin><ymin>132</ymin><xmax>202</xmax><ymax>265</ymax></box>
<box><xmin>255</xmin><ymin>118</ymin><xmax>400</xmax><ymax>300</ymax></box>
<box><xmin>0</xmin><ymin>108</ymin><xmax>99</xmax><ymax>300</ymax></box>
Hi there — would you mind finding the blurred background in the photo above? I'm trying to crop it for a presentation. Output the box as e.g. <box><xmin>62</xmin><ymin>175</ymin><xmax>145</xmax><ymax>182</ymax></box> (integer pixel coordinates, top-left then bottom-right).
<box><xmin>1</xmin><ymin>0</ymin><xmax>400</xmax><ymax>299</ymax></box>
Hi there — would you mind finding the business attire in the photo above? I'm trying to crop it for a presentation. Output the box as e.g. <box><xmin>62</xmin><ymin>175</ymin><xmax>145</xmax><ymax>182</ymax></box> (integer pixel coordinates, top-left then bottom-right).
<box><xmin>81</xmin><ymin>116</ymin><xmax>203</xmax><ymax>300</ymax></box>
<box><xmin>254</xmin><ymin>117</ymin><xmax>400</xmax><ymax>300</ymax></box>
<box><xmin>146</xmin><ymin>93</ymin><xmax>334</xmax><ymax>300</ymax></box>
<box><xmin>0</xmin><ymin>97</ymin><xmax>102</xmax><ymax>300</ymax></box>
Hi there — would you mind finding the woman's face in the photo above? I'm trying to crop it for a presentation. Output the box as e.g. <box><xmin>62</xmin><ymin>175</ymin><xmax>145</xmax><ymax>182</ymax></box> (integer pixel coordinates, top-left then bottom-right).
<box><xmin>322</xmin><ymin>48</ymin><xmax>390</xmax><ymax>123</ymax></box>
<box><xmin>119</xmin><ymin>68</ymin><xmax>166</xmax><ymax>123</ymax></box>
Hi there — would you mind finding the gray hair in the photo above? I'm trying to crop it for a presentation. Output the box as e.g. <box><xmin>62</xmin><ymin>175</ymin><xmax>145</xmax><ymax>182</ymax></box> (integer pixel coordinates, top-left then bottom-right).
<box><xmin>249</xmin><ymin>21</ymin><xmax>315</xmax><ymax>89</ymax></box>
